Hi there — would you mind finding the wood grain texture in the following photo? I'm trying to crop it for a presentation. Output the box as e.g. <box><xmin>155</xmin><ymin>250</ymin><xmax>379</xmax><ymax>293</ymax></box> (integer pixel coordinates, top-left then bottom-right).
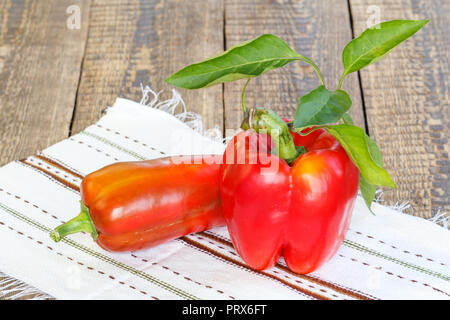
<box><xmin>349</xmin><ymin>0</ymin><xmax>449</xmax><ymax>218</ymax></box>
<box><xmin>71</xmin><ymin>0</ymin><xmax>224</xmax><ymax>135</ymax></box>
<box><xmin>0</xmin><ymin>0</ymin><xmax>90</xmax><ymax>166</ymax></box>
<box><xmin>223</xmin><ymin>0</ymin><xmax>365</xmax><ymax>137</ymax></box>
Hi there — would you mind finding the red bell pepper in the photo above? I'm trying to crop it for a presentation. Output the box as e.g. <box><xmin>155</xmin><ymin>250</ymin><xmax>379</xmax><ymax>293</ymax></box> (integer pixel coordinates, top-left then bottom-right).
<box><xmin>50</xmin><ymin>155</ymin><xmax>225</xmax><ymax>251</ymax></box>
<box><xmin>221</xmin><ymin>109</ymin><xmax>359</xmax><ymax>274</ymax></box>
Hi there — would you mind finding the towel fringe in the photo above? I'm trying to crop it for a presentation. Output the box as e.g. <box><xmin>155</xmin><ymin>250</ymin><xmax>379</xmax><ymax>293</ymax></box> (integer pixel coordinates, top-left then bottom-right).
<box><xmin>428</xmin><ymin>209</ymin><xmax>450</xmax><ymax>230</ymax></box>
<box><xmin>0</xmin><ymin>273</ymin><xmax>52</xmax><ymax>300</ymax></box>
<box><xmin>140</xmin><ymin>84</ymin><xmax>225</xmax><ymax>144</ymax></box>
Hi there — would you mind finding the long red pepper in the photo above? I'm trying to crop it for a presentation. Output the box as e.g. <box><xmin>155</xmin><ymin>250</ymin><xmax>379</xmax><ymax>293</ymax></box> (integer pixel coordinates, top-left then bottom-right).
<box><xmin>50</xmin><ymin>155</ymin><xmax>225</xmax><ymax>251</ymax></box>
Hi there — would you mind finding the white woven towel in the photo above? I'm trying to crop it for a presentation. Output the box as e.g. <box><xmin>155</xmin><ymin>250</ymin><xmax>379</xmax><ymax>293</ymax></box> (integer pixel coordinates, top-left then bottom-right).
<box><xmin>0</xmin><ymin>96</ymin><xmax>448</xmax><ymax>300</ymax></box>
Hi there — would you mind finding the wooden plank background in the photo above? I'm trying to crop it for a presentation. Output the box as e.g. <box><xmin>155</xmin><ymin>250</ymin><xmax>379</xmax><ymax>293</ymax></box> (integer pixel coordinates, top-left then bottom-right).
<box><xmin>0</xmin><ymin>0</ymin><xmax>448</xmax><ymax>299</ymax></box>
<box><xmin>349</xmin><ymin>0</ymin><xmax>449</xmax><ymax>218</ymax></box>
<box><xmin>0</xmin><ymin>0</ymin><xmax>90</xmax><ymax>166</ymax></box>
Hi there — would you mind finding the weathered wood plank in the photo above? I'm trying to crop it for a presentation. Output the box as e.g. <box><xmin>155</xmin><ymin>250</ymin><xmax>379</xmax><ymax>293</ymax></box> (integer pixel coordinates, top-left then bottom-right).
<box><xmin>223</xmin><ymin>0</ymin><xmax>365</xmax><ymax>136</ymax></box>
<box><xmin>0</xmin><ymin>0</ymin><xmax>91</xmax><ymax>299</ymax></box>
<box><xmin>71</xmin><ymin>0</ymin><xmax>224</xmax><ymax>135</ymax></box>
<box><xmin>0</xmin><ymin>0</ymin><xmax>90</xmax><ymax>166</ymax></box>
<box><xmin>349</xmin><ymin>0</ymin><xmax>449</xmax><ymax>218</ymax></box>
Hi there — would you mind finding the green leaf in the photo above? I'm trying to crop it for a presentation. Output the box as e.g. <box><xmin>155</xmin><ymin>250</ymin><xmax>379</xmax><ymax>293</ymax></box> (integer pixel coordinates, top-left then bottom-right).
<box><xmin>342</xmin><ymin>20</ymin><xmax>429</xmax><ymax>76</ymax></box>
<box><xmin>359</xmin><ymin>175</ymin><xmax>377</xmax><ymax>214</ymax></box>
<box><xmin>342</xmin><ymin>113</ymin><xmax>354</xmax><ymax>125</ymax></box>
<box><xmin>359</xmin><ymin>134</ymin><xmax>384</xmax><ymax>213</ymax></box>
<box><xmin>365</xmin><ymin>134</ymin><xmax>383</xmax><ymax>167</ymax></box>
<box><xmin>165</xmin><ymin>34</ymin><xmax>322</xmax><ymax>89</ymax></box>
<box><xmin>324</xmin><ymin>124</ymin><xmax>396</xmax><ymax>189</ymax></box>
<box><xmin>294</xmin><ymin>86</ymin><xmax>352</xmax><ymax>128</ymax></box>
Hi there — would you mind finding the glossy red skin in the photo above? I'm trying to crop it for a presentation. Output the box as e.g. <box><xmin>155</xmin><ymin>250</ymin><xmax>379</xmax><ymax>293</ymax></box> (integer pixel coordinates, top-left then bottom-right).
<box><xmin>81</xmin><ymin>155</ymin><xmax>225</xmax><ymax>251</ymax></box>
<box><xmin>220</xmin><ymin>128</ymin><xmax>359</xmax><ymax>274</ymax></box>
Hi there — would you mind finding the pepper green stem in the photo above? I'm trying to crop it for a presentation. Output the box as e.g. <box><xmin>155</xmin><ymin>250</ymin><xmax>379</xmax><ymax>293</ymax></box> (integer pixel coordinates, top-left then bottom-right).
<box><xmin>302</xmin><ymin>57</ymin><xmax>325</xmax><ymax>87</ymax></box>
<box><xmin>241</xmin><ymin>78</ymin><xmax>251</xmax><ymax>114</ymax></box>
<box><xmin>337</xmin><ymin>73</ymin><xmax>345</xmax><ymax>90</ymax></box>
<box><xmin>241</xmin><ymin>108</ymin><xmax>299</xmax><ymax>164</ymax></box>
<box><xmin>50</xmin><ymin>202</ymin><xmax>98</xmax><ymax>242</ymax></box>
